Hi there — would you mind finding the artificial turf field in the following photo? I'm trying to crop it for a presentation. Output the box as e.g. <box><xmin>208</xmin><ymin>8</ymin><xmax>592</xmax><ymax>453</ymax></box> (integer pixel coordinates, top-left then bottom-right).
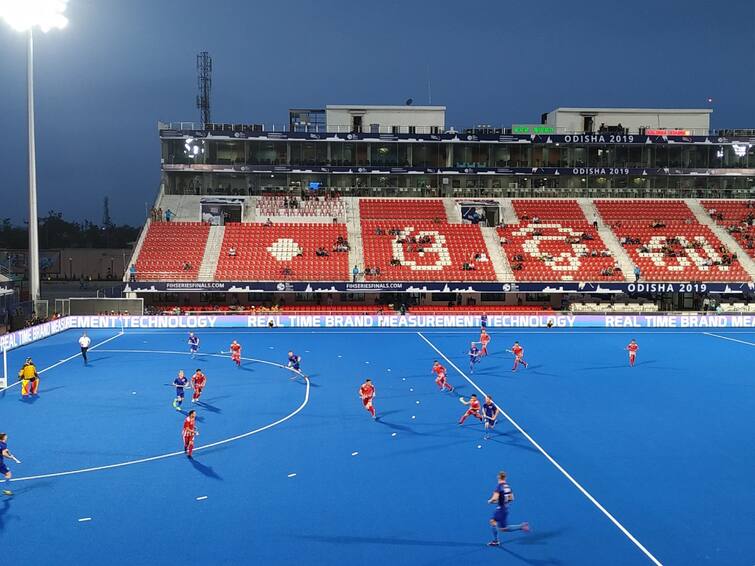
<box><xmin>1</xmin><ymin>326</ymin><xmax>753</xmax><ymax>565</ymax></box>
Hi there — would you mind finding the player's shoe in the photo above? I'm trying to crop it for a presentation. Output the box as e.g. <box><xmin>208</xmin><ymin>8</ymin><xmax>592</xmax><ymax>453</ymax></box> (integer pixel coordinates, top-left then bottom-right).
<box><xmin>487</xmin><ymin>540</ymin><xmax>500</xmax><ymax>547</ymax></box>
<box><xmin>191</xmin><ymin>398</ymin><xmax>196</xmax><ymax>403</ymax></box>
<box><xmin>2</xmin><ymin>490</ymin><xmax>12</xmax><ymax>496</ymax></box>
<box><xmin>522</xmin><ymin>522</ymin><xmax>530</xmax><ymax>532</ymax></box>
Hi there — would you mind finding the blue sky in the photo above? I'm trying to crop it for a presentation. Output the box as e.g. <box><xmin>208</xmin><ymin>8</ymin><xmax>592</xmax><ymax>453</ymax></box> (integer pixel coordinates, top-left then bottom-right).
<box><xmin>0</xmin><ymin>0</ymin><xmax>753</xmax><ymax>225</ymax></box>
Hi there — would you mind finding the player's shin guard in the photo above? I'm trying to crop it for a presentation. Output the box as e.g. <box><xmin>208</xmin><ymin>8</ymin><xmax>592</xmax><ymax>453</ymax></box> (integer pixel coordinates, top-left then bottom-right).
<box><xmin>30</xmin><ymin>380</ymin><xmax>39</xmax><ymax>395</ymax></box>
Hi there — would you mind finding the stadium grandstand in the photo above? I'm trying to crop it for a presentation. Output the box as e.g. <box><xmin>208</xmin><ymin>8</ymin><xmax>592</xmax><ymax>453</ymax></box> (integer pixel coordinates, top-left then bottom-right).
<box><xmin>107</xmin><ymin>103</ymin><xmax>755</xmax><ymax>316</ymax></box>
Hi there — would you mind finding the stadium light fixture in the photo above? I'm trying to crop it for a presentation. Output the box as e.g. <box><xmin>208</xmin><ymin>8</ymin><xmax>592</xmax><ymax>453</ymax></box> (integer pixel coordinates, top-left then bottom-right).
<box><xmin>0</xmin><ymin>0</ymin><xmax>68</xmax><ymax>303</ymax></box>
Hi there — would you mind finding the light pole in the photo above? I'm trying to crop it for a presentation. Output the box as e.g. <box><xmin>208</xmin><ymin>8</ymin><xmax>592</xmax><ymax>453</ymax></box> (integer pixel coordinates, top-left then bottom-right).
<box><xmin>0</xmin><ymin>0</ymin><xmax>69</xmax><ymax>303</ymax></box>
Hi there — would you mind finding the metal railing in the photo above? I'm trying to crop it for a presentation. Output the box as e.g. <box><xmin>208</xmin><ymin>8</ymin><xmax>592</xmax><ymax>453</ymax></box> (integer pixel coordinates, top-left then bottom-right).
<box><xmin>156</xmin><ymin>121</ymin><xmax>755</xmax><ymax>138</ymax></box>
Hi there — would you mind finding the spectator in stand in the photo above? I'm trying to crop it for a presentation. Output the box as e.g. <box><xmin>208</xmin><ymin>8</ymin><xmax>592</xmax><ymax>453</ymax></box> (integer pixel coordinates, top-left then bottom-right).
<box><xmin>634</xmin><ymin>265</ymin><xmax>641</xmax><ymax>281</ymax></box>
<box><xmin>265</xmin><ymin>218</ymin><xmax>273</xmax><ymax>227</ymax></box>
<box><xmin>592</xmin><ymin>214</ymin><xmax>599</xmax><ymax>229</ymax></box>
<box><xmin>228</xmin><ymin>247</ymin><xmax>237</xmax><ymax>257</ymax></box>
<box><xmin>129</xmin><ymin>264</ymin><xmax>137</xmax><ymax>281</ymax></box>
<box><xmin>352</xmin><ymin>265</ymin><xmax>359</xmax><ymax>282</ymax></box>
<box><xmin>156</xmin><ymin>207</ymin><xmax>163</xmax><ymax>221</ymax></box>
<box><xmin>316</xmin><ymin>247</ymin><xmax>329</xmax><ymax>257</ymax></box>
<box><xmin>165</xmin><ymin>209</ymin><xmax>175</xmax><ymax>222</ymax></box>
<box><xmin>0</xmin><ymin>306</ymin><xmax>8</xmax><ymax>334</ymax></box>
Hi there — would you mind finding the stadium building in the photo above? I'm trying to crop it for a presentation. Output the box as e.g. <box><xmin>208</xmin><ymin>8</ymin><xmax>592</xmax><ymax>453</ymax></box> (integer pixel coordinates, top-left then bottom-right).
<box><xmin>120</xmin><ymin>104</ymin><xmax>755</xmax><ymax>315</ymax></box>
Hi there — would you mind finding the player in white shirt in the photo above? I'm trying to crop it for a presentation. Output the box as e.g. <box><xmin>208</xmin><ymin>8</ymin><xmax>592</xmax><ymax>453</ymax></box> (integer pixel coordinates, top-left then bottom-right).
<box><xmin>78</xmin><ymin>332</ymin><xmax>92</xmax><ymax>365</ymax></box>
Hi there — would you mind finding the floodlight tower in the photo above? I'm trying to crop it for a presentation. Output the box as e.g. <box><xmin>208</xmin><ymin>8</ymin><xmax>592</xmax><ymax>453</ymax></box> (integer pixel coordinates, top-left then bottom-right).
<box><xmin>0</xmin><ymin>0</ymin><xmax>69</xmax><ymax>303</ymax></box>
<box><xmin>196</xmin><ymin>51</ymin><xmax>212</xmax><ymax>128</ymax></box>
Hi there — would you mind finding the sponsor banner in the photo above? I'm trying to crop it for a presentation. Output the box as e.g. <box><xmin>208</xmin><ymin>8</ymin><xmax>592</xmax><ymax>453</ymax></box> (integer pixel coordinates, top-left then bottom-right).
<box><xmin>61</xmin><ymin>314</ymin><xmax>755</xmax><ymax>329</ymax></box>
<box><xmin>0</xmin><ymin>317</ymin><xmax>73</xmax><ymax>352</ymax></box>
<box><xmin>125</xmin><ymin>281</ymin><xmax>755</xmax><ymax>294</ymax></box>
<box><xmin>160</xmin><ymin>130</ymin><xmax>754</xmax><ymax>146</ymax></box>
<box><xmin>4</xmin><ymin>314</ymin><xmax>755</xmax><ymax>354</ymax></box>
<box><xmin>162</xmin><ymin>163</ymin><xmax>755</xmax><ymax>177</ymax></box>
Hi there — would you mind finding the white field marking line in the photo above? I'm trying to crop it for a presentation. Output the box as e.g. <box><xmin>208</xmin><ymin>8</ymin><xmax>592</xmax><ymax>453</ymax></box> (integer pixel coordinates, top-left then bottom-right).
<box><xmin>2</xmin><ymin>331</ymin><xmax>124</xmax><ymax>391</ymax></box>
<box><xmin>703</xmin><ymin>332</ymin><xmax>755</xmax><ymax>346</ymax></box>
<box><xmin>10</xmin><ymin>352</ymin><xmax>310</xmax><ymax>483</ymax></box>
<box><xmin>417</xmin><ymin>331</ymin><xmax>663</xmax><ymax>566</ymax></box>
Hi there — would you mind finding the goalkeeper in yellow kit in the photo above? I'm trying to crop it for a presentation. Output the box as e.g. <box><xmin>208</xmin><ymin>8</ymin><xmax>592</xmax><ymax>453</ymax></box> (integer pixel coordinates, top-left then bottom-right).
<box><xmin>18</xmin><ymin>358</ymin><xmax>39</xmax><ymax>398</ymax></box>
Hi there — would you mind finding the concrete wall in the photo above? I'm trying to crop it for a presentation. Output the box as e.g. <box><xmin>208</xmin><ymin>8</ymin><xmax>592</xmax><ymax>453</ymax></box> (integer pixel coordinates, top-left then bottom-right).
<box><xmin>326</xmin><ymin>105</ymin><xmax>445</xmax><ymax>133</ymax></box>
<box><xmin>545</xmin><ymin>108</ymin><xmax>711</xmax><ymax>135</ymax></box>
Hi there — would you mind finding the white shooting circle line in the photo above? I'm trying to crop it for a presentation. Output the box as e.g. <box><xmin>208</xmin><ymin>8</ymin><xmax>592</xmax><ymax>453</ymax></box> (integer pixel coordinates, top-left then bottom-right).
<box><xmin>9</xmin><ymin>350</ymin><xmax>310</xmax><ymax>483</ymax></box>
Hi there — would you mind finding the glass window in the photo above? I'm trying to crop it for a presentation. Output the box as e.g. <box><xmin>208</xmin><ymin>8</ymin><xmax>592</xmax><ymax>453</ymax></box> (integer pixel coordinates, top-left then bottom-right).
<box><xmin>491</xmin><ymin>145</ymin><xmax>511</xmax><ymax>167</ymax></box>
<box><xmin>545</xmin><ymin>146</ymin><xmax>566</xmax><ymax>167</ymax></box>
<box><xmin>569</xmin><ymin>147</ymin><xmax>587</xmax><ymax>167</ymax></box>
<box><xmin>724</xmin><ymin>144</ymin><xmax>749</xmax><ymax>168</ymax></box>
<box><xmin>371</xmin><ymin>143</ymin><xmax>397</xmax><ymax>166</ymax></box>
<box><xmin>250</xmin><ymin>141</ymin><xmax>286</xmax><ymax>165</ymax></box>
<box><xmin>509</xmin><ymin>145</ymin><xmax>529</xmax><ymax>167</ymax></box>
<box><xmin>652</xmin><ymin>146</ymin><xmax>668</xmax><ymax>168</ymax></box>
<box><xmin>667</xmin><ymin>147</ymin><xmax>682</xmax><ymax>167</ymax></box>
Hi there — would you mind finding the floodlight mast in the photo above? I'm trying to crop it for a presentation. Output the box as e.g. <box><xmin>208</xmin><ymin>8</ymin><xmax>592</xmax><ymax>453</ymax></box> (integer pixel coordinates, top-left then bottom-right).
<box><xmin>0</xmin><ymin>1</ymin><xmax>69</xmax><ymax>303</ymax></box>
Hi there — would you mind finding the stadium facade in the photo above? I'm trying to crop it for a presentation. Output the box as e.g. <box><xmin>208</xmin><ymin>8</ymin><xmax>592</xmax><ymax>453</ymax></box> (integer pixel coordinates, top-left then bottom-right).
<box><xmin>159</xmin><ymin>105</ymin><xmax>754</xmax><ymax>199</ymax></box>
<box><xmin>108</xmin><ymin>104</ymin><xmax>755</xmax><ymax>315</ymax></box>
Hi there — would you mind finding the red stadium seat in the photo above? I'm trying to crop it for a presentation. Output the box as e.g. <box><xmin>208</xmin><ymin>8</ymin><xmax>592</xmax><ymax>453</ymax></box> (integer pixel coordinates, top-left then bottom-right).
<box><xmin>500</xmin><ymin>200</ymin><xmax>624</xmax><ymax>282</ymax></box>
<box><xmin>135</xmin><ymin>222</ymin><xmax>209</xmax><ymax>281</ymax></box>
<box><xmin>360</xmin><ymin>199</ymin><xmax>447</xmax><ymax>221</ymax></box>
<box><xmin>361</xmin><ymin>220</ymin><xmax>495</xmax><ymax>281</ymax></box>
<box><xmin>215</xmin><ymin>222</ymin><xmax>350</xmax><ymax>281</ymax></box>
<box><xmin>595</xmin><ymin>200</ymin><xmax>749</xmax><ymax>282</ymax></box>
<box><xmin>701</xmin><ymin>200</ymin><xmax>755</xmax><ymax>260</ymax></box>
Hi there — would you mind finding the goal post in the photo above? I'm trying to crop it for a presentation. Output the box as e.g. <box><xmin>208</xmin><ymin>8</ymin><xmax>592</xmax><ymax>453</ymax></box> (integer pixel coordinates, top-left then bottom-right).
<box><xmin>0</xmin><ymin>347</ymin><xmax>7</xmax><ymax>390</ymax></box>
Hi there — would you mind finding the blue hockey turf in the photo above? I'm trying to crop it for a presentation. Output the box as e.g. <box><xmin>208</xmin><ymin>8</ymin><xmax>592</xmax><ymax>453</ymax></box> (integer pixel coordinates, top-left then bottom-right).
<box><xmin>1</xmin><ymin>327</ymin><xmax>753</xmax><ymax>565</ymax></box>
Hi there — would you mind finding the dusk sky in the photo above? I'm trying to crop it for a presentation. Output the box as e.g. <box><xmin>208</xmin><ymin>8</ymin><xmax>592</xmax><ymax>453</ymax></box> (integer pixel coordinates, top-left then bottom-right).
<box><xmin>0</xmin><ymin>0</ymin><xmax>753</xmax><ymax>225</ymax></box>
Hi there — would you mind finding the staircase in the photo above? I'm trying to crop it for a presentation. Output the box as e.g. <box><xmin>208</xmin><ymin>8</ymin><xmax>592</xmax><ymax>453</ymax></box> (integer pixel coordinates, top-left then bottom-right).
<box><xmin>123</xmin><ymin>218</ymin><xmax>151</xmax><ymax>283</ymax></box>
<box><xmin>244</xmin><ymin>196</ymin><xmax>258</xmax><ymax>221</ymax></box>
<box><xmin>443</xmin><ymin>198</ymin><xmax>463</xmax><ymax>223</ymax></box>
<box><xmin>688</xmin><ymin>199</ymin><xmax>755</xmax><ymax>279</ymax></box>
<box><xmin>481</xmin><ymin>226</ymin><xmax>515</xmax><ymax>282</ymax></box>
<box><xmin>579</xmin><ymin>199</ymin><xmax>635</xmax><ymax>281</ymax></box>
<box><xmin>345</xmin><ymin>198</ymin><xmax>365</xmax><ymax>275</ymax></box>
<box><xmin>197</xmin><ymin>225</ymin><xmax>225</xmax><ymax>281</ymax></box>
<box><xmin>499</xmin><ymin>198</ymin><xmax>519</xmax><ymax>225</ymax></box>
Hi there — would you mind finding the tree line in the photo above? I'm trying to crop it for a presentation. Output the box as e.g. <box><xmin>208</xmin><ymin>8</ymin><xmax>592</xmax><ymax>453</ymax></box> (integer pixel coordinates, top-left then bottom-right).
<box><xmin>0</xmin><ymin>211</ymin><xmax>140</xmax><ymax>250</ymax></box>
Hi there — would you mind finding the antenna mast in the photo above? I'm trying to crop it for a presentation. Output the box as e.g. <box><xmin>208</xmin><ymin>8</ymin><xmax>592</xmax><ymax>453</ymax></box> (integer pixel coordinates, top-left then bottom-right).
<box><xmin>196</xmin><ymin>51</ymin><xmax>212</xmax><ymax>127</ymax></box>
